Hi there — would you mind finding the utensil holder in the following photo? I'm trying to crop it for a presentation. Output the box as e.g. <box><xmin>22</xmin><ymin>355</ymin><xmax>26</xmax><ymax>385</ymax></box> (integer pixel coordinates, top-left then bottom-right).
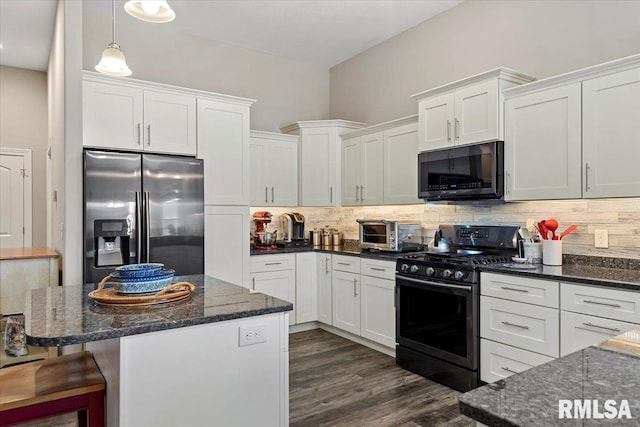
<box><xmin>542</xmin><ymin>240</ymin><xmax>562</xmax><ymax>266</ymax></box>
<box><xmin>523</xmin><ymin>242</ymin><xmax>542</xmax><ymax>264</ymax></box>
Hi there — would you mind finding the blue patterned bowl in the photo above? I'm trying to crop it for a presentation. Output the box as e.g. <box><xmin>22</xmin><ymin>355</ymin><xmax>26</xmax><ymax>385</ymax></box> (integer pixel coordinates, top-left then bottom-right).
<box><xmin>110</xmin><ymin>268</ymin><xmax>174</xmax><ymax>283</ymax></box>
<box><xmin>111</xmin><ymin>273</ymin><xmax>175</xmax><ymax>294</ymax></box>
<box><xmin>115</xmin><ymin>263</ymin><xmax>165</xmax><ymax>279</ymax></box>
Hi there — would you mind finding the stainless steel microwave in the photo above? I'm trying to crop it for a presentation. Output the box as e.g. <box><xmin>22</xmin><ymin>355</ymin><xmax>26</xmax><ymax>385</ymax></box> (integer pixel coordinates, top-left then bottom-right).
<box><xmin>356</xmin><ymin>219</ymin><xmax>422</xmax><ymax>252</ymax></box>
<box><xmin>418</xmin><ymin>140</ymin><xmax>504</xmax><ymax>201</ymax></box>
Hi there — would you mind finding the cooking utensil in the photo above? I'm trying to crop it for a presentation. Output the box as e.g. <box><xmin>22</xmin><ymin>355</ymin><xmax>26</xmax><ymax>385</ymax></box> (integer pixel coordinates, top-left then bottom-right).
<box><xmin>537</xmin><ymin>221</ymin><xmax>549</xmax><ymax>240</ymax></box>
<box><xmin>545</xmin><ymin>218</ymin><xmax>559</xmax><ymax>240</ymax></box>
<box><xmin>559</xmin><ymin>224</ymin><xmax>577</xmax><ymax>240</ymax></box>
<box><xmin>518</xmin><ymin>227</ymin><xmax>531</xmax><ymax>242</ymax></box>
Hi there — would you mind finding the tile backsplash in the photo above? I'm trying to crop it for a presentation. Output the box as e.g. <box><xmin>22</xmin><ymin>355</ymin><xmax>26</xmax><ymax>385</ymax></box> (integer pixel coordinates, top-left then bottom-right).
<box><xmin>252</xmin><ymin>198</ymin><xmax>640</xmax><ymax>259</ymax></box>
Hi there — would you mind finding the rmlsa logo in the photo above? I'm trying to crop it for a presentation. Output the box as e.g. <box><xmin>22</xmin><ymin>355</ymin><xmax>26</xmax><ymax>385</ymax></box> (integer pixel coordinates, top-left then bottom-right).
<box><xmin>559</xmin><ymin>400</ymin><xmax>632</xmax><ymax>419</ymax></box>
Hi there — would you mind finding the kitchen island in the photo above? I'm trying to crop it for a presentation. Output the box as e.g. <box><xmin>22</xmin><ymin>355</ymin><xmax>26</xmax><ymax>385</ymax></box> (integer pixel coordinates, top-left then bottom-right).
<box><xmin>25</xmin><ymin>275</ymin><xmax>293</xmax><ymax>427</ymax></box>
<box><xmin>459</xmin><ymin>330</ymin><xmax>640</xmax><ymax>426</ymax></box>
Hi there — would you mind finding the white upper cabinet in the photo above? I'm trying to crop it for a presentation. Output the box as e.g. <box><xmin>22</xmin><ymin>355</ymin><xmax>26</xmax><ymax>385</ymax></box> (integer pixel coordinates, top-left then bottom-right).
<box><xmin>281</xmin><ymin>120</ymin><xmax>365</xmax><ymax>206</ymax></box>
<box><xmin>504</xmin><ymin>83</ymin><xmax>582</xmax><ymax>200</ymax></box>
<box><xmin>582</xmin><ymin>67</ymin><xmax>640</xmax><ymax>198</ymax></box>
<box><xmin>250</xmin><ymin>131</ymin><xmax>298</xmax><ymax>206</ymax></box>
<box><xmin>341</xmin><ymin>132</ymin><xmax>384</xmax><ymax>206</ymax></box>
<box><xmin>503</xmin><ymin>53</ymin><xmax>640</xmax><ymax>201</ymax></box>
<box><xmin>198</xmin><ymin>98</ymin><xmax>253</xmax><ymax>206</ymax></box>
<box><xmin>83</xmin><ymin>73</ymin><xmax>197</xmax><ymax>155</ymax></box>
<box><xmin>383</xmin><ymin>119</ymin><xmax>420</xmax><ymax>205</ymax></box>
<box><xmin>412</xmin><ymin>68</ymin><xmax>534</xmax><ymax>152</ymax></box>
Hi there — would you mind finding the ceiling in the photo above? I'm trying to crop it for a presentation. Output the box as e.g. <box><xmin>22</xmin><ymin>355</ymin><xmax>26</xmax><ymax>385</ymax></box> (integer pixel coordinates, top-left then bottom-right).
<box><xmin>0</xmin><ymin>0</ymin><xmax>462</xmax><ymax>72</ymax></box>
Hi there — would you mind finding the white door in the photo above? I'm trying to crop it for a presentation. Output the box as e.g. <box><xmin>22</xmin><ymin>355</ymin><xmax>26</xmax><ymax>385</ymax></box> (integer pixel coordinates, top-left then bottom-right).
<box><xmin>249</xmin><ymin>140</ymin><xmax>267</xmax><ymax>205</ymax></box>
<box><xmin>0</xmin><ymin>151</ymin><xmax>31</xmax><ymax>249</ymax></box>
<box><xmin>300</xmin><ymin>128</ymin><xmax>338</xmax><ymax>206</ymax></box>
<box><xmin>455</xmin><ymin>80</ymin><xmax>499</xmax><ymax>145</ymax></box>
<box><xmin>383</xmin><ymin>121</ymin><xmax>420</xmax><ymax>204</ymax></box>
<box><xmin>360</xmin><ymin>275</ymin><xmax>395</xmax><ymax>347</ymax></box>
<box><xmin>143</xmin><ymin>90</ymin><xmax>196</xmax><ymax>156</ymax></box>
<box><xmin>316</xmin><ymin>254</ymin><xmax>332</xmax><ymax>325</ymax></box>
<box><xmin>504</xmin><ymin>84</ymin><xmax>582</xmax><ymax>200</ymax></box>
<box><xmin>197</xmin><ymin>99</ymin><xmax>250</xmax><ymax>205</ymax></box>
<box><xmin>295</xmin><ymin>252</ymin><xmax>317</xmax><ymax>324</ymax></box>
<box><xmin>251</xmin><ymin>269</ymin><xmax>296</xmax><ymax>325</ymax></box>
<box><xmin>332</xmin><ymin>270</ymin><xmax>360</xmax><ymax>335</ymax></box>
<box><xmin>419</xmin><ymin>93</ymin><xmax>454</xmax><ymax>151</ymax></box>
<box><xmin>360</xmin><ymin>131</ymin><xmax>384</xmax><ymax>205</ymax></box>
<box><xmin>204</xmin><ymin>205</ymin><xmax>249</xmax><ymax>286</ymax></box>
<box><xmin>342</xmin><ymin>137</ymin><xmax>361</xmax><ymax>205</ymax></box>
<box><xmin>583</xmin><ymin>67</ymin><xmax>640</xmax><ymax>198</ymax></box>
<box><xmin>267</xmin><ymin>140</ymin><xmax>298</xmax><ymax>206</ymax></box>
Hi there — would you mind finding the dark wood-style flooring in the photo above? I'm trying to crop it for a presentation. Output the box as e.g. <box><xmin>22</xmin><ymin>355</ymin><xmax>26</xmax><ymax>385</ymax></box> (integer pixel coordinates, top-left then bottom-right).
<box><xmin>290</xmin><ymin>329</ymin><xmax>473</xmax><ymax>427</ymax></box>
<box><xmin>12</xmin><ymin>329</ymin><xmax>473</xmax><ymax>426</ymax></box>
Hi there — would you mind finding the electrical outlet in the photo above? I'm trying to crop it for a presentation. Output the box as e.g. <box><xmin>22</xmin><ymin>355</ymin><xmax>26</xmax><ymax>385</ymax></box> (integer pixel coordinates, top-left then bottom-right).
<box><xmin>239</xmin><ymin>325</ymin><xmax>267</xmax><ymax>347</ymax></box>
<box><xmin>594</xmin><ymin>229</ymin><xmax>609</xmax><ymax>248</ymax></box>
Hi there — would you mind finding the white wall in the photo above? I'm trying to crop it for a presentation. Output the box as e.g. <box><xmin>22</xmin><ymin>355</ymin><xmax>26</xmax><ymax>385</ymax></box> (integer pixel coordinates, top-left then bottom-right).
<box><xmin>0</xmin><ymin>66</ymin><xmax>48</xmax><ymax>246</ymax></box>
<box><xmin>82</xmin><ymin>4</ymin><xmax>330</xmax><ymax>132</ymax></box>
<box><xmin>330</xmin><ymin>0</ymin><xmax>640</xmax><ymax>124</ymax></box>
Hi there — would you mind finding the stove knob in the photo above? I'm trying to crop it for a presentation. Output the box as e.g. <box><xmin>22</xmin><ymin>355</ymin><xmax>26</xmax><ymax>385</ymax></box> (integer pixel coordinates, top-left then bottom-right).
<box><xmin>425</xmin><ymin>267</ymin><xmax>435</xmax><ymax>276</ymax></box>
<box><xmin>410</xmin><ymin>265</ymin><xmax>419</xmax><ymax>273</ymax></box>
<box><xmin>443</xmin><ymin>269</ymin><xmax>453</xmax><ymax>279</ymax></box>
<box><xmin>400</xmin><ymin>264</ymin><xmax>410</xmax><ymax>272</ymax></box>
<box><xmin>454</xmin><ymin>270</ymin><xmax>465</xmax><ymax>281</ymax></box>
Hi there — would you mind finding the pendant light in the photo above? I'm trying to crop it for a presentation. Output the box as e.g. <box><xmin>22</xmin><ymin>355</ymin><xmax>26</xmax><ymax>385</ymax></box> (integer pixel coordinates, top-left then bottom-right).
<box><xmin>95</xmin><ymin>0</ymin><xmax>132</xmax><ymax>77</ymax></box>
<box><xmin>124</xmin><ymin>1</ymin><xmax>175</xmax><ymax>23</ymax></box>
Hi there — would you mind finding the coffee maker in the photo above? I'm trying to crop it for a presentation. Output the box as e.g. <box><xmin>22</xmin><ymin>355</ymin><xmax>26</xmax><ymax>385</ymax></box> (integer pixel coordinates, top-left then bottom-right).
<box><xmin>280</xmin><ymin>213</ymin><xmax>310</xmax><ymax>247</ymax></box>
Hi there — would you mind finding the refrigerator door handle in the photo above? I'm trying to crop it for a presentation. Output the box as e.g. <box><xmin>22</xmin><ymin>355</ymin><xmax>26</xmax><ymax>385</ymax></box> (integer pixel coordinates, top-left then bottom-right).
<box><xmin>136</xmin><ymin>191</ymin><xmax>142</xmax><ymax>263</ymax></box>
<box><xmin>145</xmin><ymin>191</ymin><xmax>151</xmax><ymax>263</ymax></box>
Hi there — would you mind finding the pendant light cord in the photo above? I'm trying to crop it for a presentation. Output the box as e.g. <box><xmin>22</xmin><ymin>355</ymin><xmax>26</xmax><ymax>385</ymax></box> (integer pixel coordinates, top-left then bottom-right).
<box><xmin>111</xmin><ymin>0</ymin><xmax>116</xmax><ymax>43</ymax></box>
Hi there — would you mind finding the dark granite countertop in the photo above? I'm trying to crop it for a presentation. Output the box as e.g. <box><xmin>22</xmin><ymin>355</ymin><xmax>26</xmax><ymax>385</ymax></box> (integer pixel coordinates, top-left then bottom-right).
<box><xmin>24</xmin><ymin>274</ymin><xmax>293</xmax><ymax>347</ymax></box>
<box><xmin>481</xmin><ymin>261</ymin><xmax>640</xmax><ymax>291</ymax></box>
<box><xmin>250</xmin><ymin>246</ymin><xmax>405</xmax><ymax>261</ymax></box>
<box><xmin>459</xmin><ymin>330</ymin><xmax>640</xmax><ymax>426</ymax></box>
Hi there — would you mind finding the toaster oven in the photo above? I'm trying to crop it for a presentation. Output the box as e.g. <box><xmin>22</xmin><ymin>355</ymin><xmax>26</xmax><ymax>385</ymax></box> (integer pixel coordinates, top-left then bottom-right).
<box><xmin>356</xmin><ymin>219</ymin><xmax>422</xmax><ymax>252</ymax></box>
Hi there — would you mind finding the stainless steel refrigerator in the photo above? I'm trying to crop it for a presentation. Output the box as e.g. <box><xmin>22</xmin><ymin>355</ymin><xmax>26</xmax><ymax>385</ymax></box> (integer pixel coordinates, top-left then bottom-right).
<box><xmin>83</xmin><ymin>149</ymin><xmax>204</xmax><ymax>284</ymax></box>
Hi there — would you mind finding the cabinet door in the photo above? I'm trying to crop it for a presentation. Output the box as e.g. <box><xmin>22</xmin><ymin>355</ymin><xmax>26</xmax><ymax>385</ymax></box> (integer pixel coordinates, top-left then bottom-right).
<box><xmin>295</xmin><ymin>253</ymin><xmax>317</xmax><ymax>324</ymax></box>
<box><xmin>249</xmin><ymin>140</ymin><xmax>268</xmax><ymax>205</ymax></box>
<box><xmin>504</xmin><ymin>84</ymin><xmax>582</xmax><ymax>200</ymax></box>
<box><xmin>342</xmin><ymin>137</ymin><xmax>361</xmax><ymax>205</ymax></box>
<box><xmin>332</xmin><ymin>270</ymin><xmax>360</xmax><ymax>335</ymax></box>
<box><xmin>583</xmin><ymin>67</ymin><xmax>640</xmax><ymax>198</ymax></box>
<box><xmin>480</xmin><ymin>272</ymin><xmax>559</xmax><ymax>308</ymax></box>
<box><xmin>251</xmin><ymin>270</ymin><xmax>296</xmax><ymax>325</ymax></box>
<box><xmin>383</xmin><ymin>122</ymin><xmax>420</xmax><ymax>204</ymax></box>
<box><xmin>454</xmin><ymin>80</ymin><xmax>499</xmax><ymax>145</ymax></box>
<box><xmin>317</xmin><ymin>254</ymin><xmax>332</xmax><ymax>325</ymax></box>
<box><xmin>418</xmin><ymin>93</ymin><xmax>454</xmax><ymax>151</ymax></box>
<box><xmin>204</xmin><ymin>205</ymin><xmax>249</xmax><ymax>287</ymax></box>
<box><xmin>83</xmin><ymin>81</ymin><xmax>143</xmax><ymax>150</ymax></box>
<box><xmin>197</xmin><ymin>99</ymin><xmax>250</xmax><ymax>205</ymax></box>
<box><xmin>267</xmin><ymin>140</ymin><xmax>298</xmax><ymax>206</ymax></box>
<box><xmin>300</xmin><ymin>128</ymin><xmax>338</xmax><ymax>206</ymax></box>
<box><xmin>360</xmin><ymin>132</ymin><xmax>384</xmax><ymax>205</ymax></box>
<box><xmin>360</xmin><ymin>275</ymin><xmax>395</xmax><ymax>347</ymax></box>
<box><xmin>480</xmin><ymin>338</ymin><xmax>553</xmax><ymax>383</ymax></box>
<box><xmin>143</xmin><ymin>91</ymin><xmax>196</xmax><ymax>155</ymax></box>
<box><xmin>560</xmin><ymin>311</ymin><xmax>638</xmax><ymax>357</ymax></box>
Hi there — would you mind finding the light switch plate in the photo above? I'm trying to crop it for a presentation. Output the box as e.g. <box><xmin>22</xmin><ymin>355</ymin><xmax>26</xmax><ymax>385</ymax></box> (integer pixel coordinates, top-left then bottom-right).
<box><xmin>594</xmin><ymin>229</ymin><xmax>608</xmax><ymax>248</ymax></box>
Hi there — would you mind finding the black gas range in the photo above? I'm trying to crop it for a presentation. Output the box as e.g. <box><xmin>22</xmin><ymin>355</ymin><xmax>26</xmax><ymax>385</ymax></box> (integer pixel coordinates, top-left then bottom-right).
<box><xmin>395</xmin><ymin>224</ymin><xmax>520</xmax><ymax>392</ymax></box>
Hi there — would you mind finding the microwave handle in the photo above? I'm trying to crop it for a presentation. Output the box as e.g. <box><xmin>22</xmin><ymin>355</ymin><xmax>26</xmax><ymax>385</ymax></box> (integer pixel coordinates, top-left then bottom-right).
<box><xmin>356</xmin><ymin>219</ymin><xmax>387</xmax><ymax>224</ymax></box>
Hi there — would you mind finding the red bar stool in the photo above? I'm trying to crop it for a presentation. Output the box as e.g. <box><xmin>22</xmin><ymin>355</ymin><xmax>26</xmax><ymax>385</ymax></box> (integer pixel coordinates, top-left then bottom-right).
<box><xmin>0</xmin><ymin>351</ymin><xmax>105</xmax><ymax>427</ymax></box>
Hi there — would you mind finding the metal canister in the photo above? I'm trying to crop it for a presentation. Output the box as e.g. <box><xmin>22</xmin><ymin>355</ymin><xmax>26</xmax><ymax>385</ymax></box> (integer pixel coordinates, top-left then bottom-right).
<box><xmin>321</xmin><ymin>228</ymin><xmax>332</xmax><ymax>248</ymax></box>
<box><xmin>310</xmin><ymin>229</ymin><xmax>322</xmax><ymax>247</ymax></box>
<box><xmin>332</xmin><ymin>230</ymin><xmax>342</xmax><ymax>247</ymax></box>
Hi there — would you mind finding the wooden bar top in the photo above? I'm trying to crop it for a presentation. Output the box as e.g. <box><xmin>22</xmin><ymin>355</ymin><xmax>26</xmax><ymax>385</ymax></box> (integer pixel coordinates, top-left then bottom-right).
<box><xmin>0</xmin><ymin>247</ymin><xmax>59</xmax><ymax>260</ymax></box>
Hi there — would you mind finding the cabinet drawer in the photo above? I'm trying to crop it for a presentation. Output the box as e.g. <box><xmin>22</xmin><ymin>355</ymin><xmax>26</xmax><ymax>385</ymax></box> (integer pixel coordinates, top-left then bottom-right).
<box><xmin>480</xmin><ymin>339</ymin><xmax>554</xmax><ymax>383</ymax></box>
<box><xmin>250</xmin><ymin>254</ymin><xmax>295</xmax><ymax>273</ymax></box>
<box><xmin>560</xmin><ymin>283</ymin><xmax>640</xmax><ymax>323</ymax></box>
<box><xmin>481</xmin><ymin>296</ymin><xmax>559</xmax><ymax>358</ymax></box>
<box><xmin>560</xmin><ymin>311</ymin><xmax>638</xmax><ymax>356</ymax></box>
<box><xmin>360</xmin><ymin>258</ymin><xmax>395</xmax><ymax>281</ymax></box>
<box><xmin>481</xmin><ymin>272</ymin><xmax>559</xmax><ymax>308</ymax></box>
<box><xmin>332</xmin><ymin>255</ymin><xmax>361</xmax><ymax>274</ymax></box>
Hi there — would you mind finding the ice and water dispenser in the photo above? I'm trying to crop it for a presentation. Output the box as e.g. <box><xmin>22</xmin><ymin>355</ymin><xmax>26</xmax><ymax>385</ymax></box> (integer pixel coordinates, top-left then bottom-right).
<box><xmin>94</xmin><ymin>219</ymin><xmax>130</xmax><ymax>267</ymax></box>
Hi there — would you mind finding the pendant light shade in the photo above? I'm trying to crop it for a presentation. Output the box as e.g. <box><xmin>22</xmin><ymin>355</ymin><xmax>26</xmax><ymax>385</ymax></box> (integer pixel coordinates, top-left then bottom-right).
<box><xmin>95</xmin><ymin>0</ymin><xmax>132</xmax><ymax>77</ymax></box>
<box><xmin>95</xmin><ymin>43</ymin><xmax>132</xmax><ymax>77</ymax></box>
<box><xmin>124</xmin><ymin>1</ymin><xmax>175</xmax><ymax>23</ymax></box>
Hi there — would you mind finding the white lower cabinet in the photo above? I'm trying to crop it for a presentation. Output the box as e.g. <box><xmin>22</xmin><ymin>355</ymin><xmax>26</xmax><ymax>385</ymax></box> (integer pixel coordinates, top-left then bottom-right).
<box><xmin>317</xmin><ymin>253</ymin><xmax>333</xmax><ymax>325</ymax></box>
<box><xmin>332</xmin><ymin>270</ymin><xmax>361</xmax><ymax>335</ymax></box>
<box><xmin>560</xmin><ymin>311</ymin><xmax>637</xmax><ymax>356</ymax></box>
<box><xmin>250</xmin><ymin>254</ymin><xmax>296</xmax><ymax>325</ymax></box>
<box><xmin>295</xmin><ymin>252</ymin><xmax>317</xmax><ymax>324</ymax></box>
<box><xmin>480</xmin><ymin>339</ymin><xmax>554</xmax><ymax>383</ymax></box>
<box><xmin>360</xmin><ymin>275</ymin><xmax>395</xmax><ymax>348</ymax></box>
<box><xmin>205</xmin><ymin>205</ymin><xmax>249</xmax><ymax>287</ymax></box>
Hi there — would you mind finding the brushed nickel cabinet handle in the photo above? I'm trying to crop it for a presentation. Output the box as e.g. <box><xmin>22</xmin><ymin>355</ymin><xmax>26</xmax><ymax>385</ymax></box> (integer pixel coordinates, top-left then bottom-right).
<box><xmin>585</xmin><ymin>163</ymin><xmax>591</xmax><ymax>192</ymax></box>
<box><xmin>355</xmin><ymin>185</ymin><xmax>359</xmax><ymax>202</ymax></box>
<box><xmin>584</xmin><ymin>300</ymin><xmax>621</xmax><ymax>308</ymax></box>
<box><xmin>252</xmin><ymin>277</ymin><xmax>256</xmax><ymax>290</ymax></box>
<box><xmin>371</xmin><ymin>267</ymin><xmax>386</xmax><ymax>272</ymax></box>
<box><xmin>325</xmin><ymin>257</ymin><xmax>330</xmax><ymax>274</ymax></box>
<box><xmin>501</xmin><ymin>366</ymin><xmax>519</xmax><ymax>374</ymax></box>
<box><xmin>501</xmin><ymin>321</ymin><xmax>529</xmax><ymax>330</ymax></box>
<box><xmin>581</xmin><ymin>322</ymin><xmax>621</xmax><ymax>333</ymax></box>
<box><xmin>501</xmin><ymin>286</ymin><xmax>529</xmax><ymax>293</ymax></box>
<box><xmin>454</xmin><ymin>118</ymin><xmax>460</xmax><ymax>141</ymax></box>
<box><xmin>360</xmin><ymin>185</ymin><xmax>364</xmax><ymax>202</ymax></box>
<box><xmin>337</xmin><ymin>262</ymin><xmax>351</xmax><ymax>266</ymax></box>
<box><xmin>137</xmin><ymin>123</ymin><xmax>141</xmax><ymax>145</ymax></box>
<box><xmin>147</xmin><ymin>125</ymin><xmax>151</xmax><ymax>146</ymax></box>
<box><xmin>330</xmin><ymin>186</ymin><xmax>333</xmax><ymax>203</ymax></box>
<box><xmin>265</xmin><ymin>262</ymin><xmax>282</xmax><ymax>266</ymax></box>
<box><xmin>353</xmin><ymin>278</ymin><xmax>358</xmax><ymax>297</ymax></box>
<box><xmin>506</xmin><ymin>171</ymin><xmax>512</xmax><ymax>196</ymax></box>
<box><xmin>271</xmin><ymin>187</ymin><xmax>274</xmax><ymax>204</ymax></box>
<box><xmin>447</xmin><ymin>120</ymin><xmax>451</xmax><ymax>142</ymax></box>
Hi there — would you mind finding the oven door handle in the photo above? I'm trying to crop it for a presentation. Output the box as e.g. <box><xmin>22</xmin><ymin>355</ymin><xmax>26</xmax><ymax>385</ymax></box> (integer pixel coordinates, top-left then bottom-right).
<box><xmin>396</xmin><ymin>274</ymin><xmax>472</xmax><ymax>292</ymax></box>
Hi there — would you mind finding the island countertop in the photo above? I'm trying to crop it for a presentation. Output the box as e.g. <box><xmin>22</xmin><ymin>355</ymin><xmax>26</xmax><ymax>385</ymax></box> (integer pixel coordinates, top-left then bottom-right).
<box><xmin>25</xmin><ymin>274</ymin><xmax>293</xmax><ymax>347</ymax></box>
